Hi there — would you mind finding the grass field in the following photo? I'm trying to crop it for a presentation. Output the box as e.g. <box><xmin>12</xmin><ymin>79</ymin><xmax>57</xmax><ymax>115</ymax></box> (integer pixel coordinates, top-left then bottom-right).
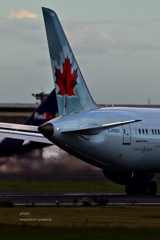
<box><xmin>0</xmin><ymin>181</ymin><xmax>160</xmax><ymax>239</ymax></box>
<box><xmin>0</xmin><ymin>180</ymin><xmax>160</xmax><ymax>192</ymax></box>
<box><xmin>1</xmin><ymin>206</ymin><xmax>160</xmax><ymax>228</ymax></box>
<box><xmin>0</xmin><ymin>226</ymin><xmax>160</xmax><ymax>240</ymax></box>
<box><xmin>0</xmin><ymin>206</ymin><xmax>160</xmax><ymax>240</ymax></box>
<box><xmin>0</xmin><ymin>180</ymin><xmax>126</xmax><ymax>192</ymax></box>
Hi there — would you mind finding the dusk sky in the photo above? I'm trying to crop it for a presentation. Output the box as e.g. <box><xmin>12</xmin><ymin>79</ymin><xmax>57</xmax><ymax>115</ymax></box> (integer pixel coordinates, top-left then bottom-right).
<box><xmin>0</xmin><ymin>0</ymin><xmax>160</xmax><ymax>105</ymax></box>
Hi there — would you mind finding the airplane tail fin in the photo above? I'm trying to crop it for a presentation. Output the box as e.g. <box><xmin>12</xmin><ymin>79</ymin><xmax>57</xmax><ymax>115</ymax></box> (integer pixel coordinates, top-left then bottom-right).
<box><xmin>42</xmin><ymin>7</ymin><xmax>98</xmax><ymax>116</ymax></box>
<box><xmin>0</xmin><ymin>89</ymin><xmax>58</xmax><ymax>154</ymax></box>
<box><xmin>25</xmin><ymin>89</ymin><xmax>58</xmax><ymax>126</ymax></box>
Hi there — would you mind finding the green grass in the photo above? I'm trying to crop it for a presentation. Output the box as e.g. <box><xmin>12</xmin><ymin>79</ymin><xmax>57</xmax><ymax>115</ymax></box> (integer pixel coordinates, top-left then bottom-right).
<box><xmin>1</xmin><ymin>206</ymin><xmax>160</xmax><ymax>228</ymax></box>
<box><xmin>0</xmin><ymin>180</ymin><xmax>160</xmax><ymax>192</ymax></box>
<box><xmin>0</xmin><ymin>180</ymin><xmax>126</xmax><ymax>192</ymax></box>
<box><xmin>0</xmin><ymin>226</ymin><xmax>160</xmax><ymax>240</ymax></box>
<box><xmin>0</xmin><ymin>206</ymin><xmax>160</xmax><ymax>240</ymax></box>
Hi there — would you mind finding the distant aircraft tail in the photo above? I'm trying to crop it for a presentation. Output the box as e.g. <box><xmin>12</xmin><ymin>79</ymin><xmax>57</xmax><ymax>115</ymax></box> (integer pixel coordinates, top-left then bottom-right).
<box><xmin>25</xmin><ymin>89</ymin><xmax>58</xmax><ymax>126</ymax></box>
<box><xmin>0</xmin><ymin>89</ymin><xmax>58</xmax><ymax>155</ymax></box>
<box><xmin>42</xmin><ymin>7</ymin><xmax>98</xmax><ymax>116</ymax></box>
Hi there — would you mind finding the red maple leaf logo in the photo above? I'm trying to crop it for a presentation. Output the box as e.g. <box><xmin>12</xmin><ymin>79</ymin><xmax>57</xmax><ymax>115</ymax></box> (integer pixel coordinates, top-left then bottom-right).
<box><xmin>55</xmin><ymin>56</ymin><xmax>78</xmax><ymax>97</ymax></box>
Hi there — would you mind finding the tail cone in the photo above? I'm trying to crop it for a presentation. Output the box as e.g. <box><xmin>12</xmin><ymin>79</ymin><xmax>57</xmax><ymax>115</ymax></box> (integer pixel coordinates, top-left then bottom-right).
<box><xmin>38</xmin><ymin>123</ymin><xmax>54</xmax><ymax>138</ymax></box>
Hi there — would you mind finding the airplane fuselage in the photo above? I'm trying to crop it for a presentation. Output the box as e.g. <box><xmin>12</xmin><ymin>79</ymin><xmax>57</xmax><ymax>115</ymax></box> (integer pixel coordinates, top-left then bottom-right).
<box><xmin>0</xmin><ymin>7</ymin><xmax>158</xmax><ymax>194</ymax></box>
<box><xmin>47</xmin><ymin>107</ymin><xmax>160</xmax><ymax>174</ymax></box>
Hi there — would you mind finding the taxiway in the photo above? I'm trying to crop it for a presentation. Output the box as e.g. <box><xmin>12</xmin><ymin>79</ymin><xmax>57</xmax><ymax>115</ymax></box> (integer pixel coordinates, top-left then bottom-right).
<box><xmin>0</xmin><ymin>191</ymin><xmax>160</xmax><ymax>206</ymax></box>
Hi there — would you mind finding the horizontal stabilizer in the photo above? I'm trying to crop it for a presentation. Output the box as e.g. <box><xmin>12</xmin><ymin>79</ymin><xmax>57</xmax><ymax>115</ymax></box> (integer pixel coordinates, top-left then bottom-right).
<box><xmin>0</xmin><ymin>122</ymin><xmax>52</xmax><ymax>144</ymax></box>
<box><xmin>0</xmin><ymin>122</ymin><xmax>38</xmax><ymax>132</ymax></box>
<box><xmin>62</xmin><ymin>119</ymin><xmax>141</xmax><ymax>135</ymax></box>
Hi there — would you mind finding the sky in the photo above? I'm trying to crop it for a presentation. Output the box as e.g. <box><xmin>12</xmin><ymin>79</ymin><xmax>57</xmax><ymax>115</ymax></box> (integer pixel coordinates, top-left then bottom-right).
<box><xmin>0</xmin><ymin>0</ymin><xmax>160</xmax><ymax>105</ymax></box>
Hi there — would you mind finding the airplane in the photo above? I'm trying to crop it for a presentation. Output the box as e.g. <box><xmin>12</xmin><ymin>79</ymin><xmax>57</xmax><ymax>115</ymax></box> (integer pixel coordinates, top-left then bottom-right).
<box><xmin>0</xmin><ymin>88</ymin><xmax>58</xmax><ymax>157</ymax></box>
<box><xmin>0</xmin><ymin>7</ymin><xmax>159</xmax><ymax>195</ymax></box>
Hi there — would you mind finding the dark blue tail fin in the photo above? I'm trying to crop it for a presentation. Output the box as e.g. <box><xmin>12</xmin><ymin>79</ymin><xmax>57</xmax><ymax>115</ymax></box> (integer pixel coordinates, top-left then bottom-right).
<box><xmin>25</xmin><ymin>89</ymin><xmax>58</xmax><ymax>126</ymax></box>
<box><xmin>0</xmin><ymin>89</ymin><xmax>58</xmax><ymax>156</ymax></box>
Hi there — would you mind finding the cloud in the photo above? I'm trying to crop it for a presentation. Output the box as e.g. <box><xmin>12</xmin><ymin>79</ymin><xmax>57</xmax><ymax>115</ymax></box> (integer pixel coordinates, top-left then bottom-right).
<box><xmin>63</xmin><ymin>21</ymin><xmax>158</xmax><ymax>56</ymax></box>
<box><xmin>37</xmin><ymin>59</ymin><xmax>50</xmax><ymax>67</ymax></box>
<box><xmin>0</xmin><ymin>66</ymin><xmax>21</xmax><ymax>71</ymax></box>
<box><xmin>0</xmin><ymin>14</ymin><xmax>44</xmax><ymax>46</ymax></box>
<box><xmin>113</xmin><ymin>28</ymin><xmax>128</xmax><ymax>39</ymax></box>
<box><xmin>0</xmin><ymin>11</ymin><xmax>158</xmax><ymax>58</ymax></box>
<box><xmin>128</xmin><ymin>20</ymin><xmax>160</xmax><ymax>27</ymax></box>
<box><xmin>9</xmin><ymin>9</ymin><xmax>38</xmax><ymax>19</ymax></box>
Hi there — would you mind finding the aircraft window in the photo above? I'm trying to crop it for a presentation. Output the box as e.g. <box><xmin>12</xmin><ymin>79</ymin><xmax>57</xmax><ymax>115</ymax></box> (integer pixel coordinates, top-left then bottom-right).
<box><xmin>139</xmin><ymin>129</ymin><xmax>141</xmax><ymax>134</ymax></box>
<box><xmin>146</xmin><ymin>129</ymin><xmax>148</xmax><ymax>134</ymax></box>
<box><xmin>155</xmin><ymin>129</ymin><xmax>157</xmax><ymax>135</ymax></box>
<box><xmin>152</xmin><ymin>129</ymin><xmax>154</xmax><ymax>135</ymax></box>
<box><xmin>142</xmin><ymin>129</ymin><xmax>144</xmax><ymax>134</ymax></box>
<box><xmin>158</xmin><ymin>130</ymin><xmax>160</xmax><ymax>135</ymax></box>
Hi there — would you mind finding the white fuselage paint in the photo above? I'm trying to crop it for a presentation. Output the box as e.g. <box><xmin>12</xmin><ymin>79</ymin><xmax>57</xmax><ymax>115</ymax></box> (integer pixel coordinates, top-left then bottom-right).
<box><xmin>47</xmin><ymin>107</ymin><xmax>160</xmax><ymax>173</ymax></box>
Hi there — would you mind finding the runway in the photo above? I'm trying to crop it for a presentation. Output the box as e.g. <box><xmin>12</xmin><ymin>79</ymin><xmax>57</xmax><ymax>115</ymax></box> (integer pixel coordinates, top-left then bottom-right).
<box><xmin>1</xmin><ymin>191</ymin><xmax>160</xmax><ymax>206</ymax></box>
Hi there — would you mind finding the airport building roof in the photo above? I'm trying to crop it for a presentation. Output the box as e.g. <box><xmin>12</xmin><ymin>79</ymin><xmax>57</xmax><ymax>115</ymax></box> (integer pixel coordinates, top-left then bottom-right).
<box><xmin>1</xmin><ymin>103</ymin><xmax>160</xmax><ymax>124</ymax></box>
<box><xmin>0</xmin><ymin>103</ymin><xmax>39</xmax><ymax>124</ymax></box>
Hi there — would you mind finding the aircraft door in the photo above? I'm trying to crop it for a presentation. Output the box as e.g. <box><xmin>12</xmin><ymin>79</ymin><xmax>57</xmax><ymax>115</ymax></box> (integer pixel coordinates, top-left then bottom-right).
<box><xmin>123</xmin><ymin>124</ymin><xmax>131</xmax><ymax>144</ymax></box>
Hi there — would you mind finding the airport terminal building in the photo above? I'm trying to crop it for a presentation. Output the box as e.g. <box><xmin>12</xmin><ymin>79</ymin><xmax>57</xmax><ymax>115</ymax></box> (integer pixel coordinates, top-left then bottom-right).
<box><xmin>0</xmin><ymin>91</ymin><xmax>49</xmax><ymax>123</ymax></box>
<box><xmin>0</xmin><ymin>103</ymin><xmax>38</xmax><ymax>123</ymax></box>
<box><xmin>1</xmin><ymin>103</ymin><xmax>160</xmax><ymax>124</ymax></box>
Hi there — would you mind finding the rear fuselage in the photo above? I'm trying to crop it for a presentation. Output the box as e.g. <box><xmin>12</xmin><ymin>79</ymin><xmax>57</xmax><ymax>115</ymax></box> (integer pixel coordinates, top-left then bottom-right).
<box><xmin>48</xmin><ymin>107</ymin><xmax>160</xmax><ymax>173</ymax></box>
